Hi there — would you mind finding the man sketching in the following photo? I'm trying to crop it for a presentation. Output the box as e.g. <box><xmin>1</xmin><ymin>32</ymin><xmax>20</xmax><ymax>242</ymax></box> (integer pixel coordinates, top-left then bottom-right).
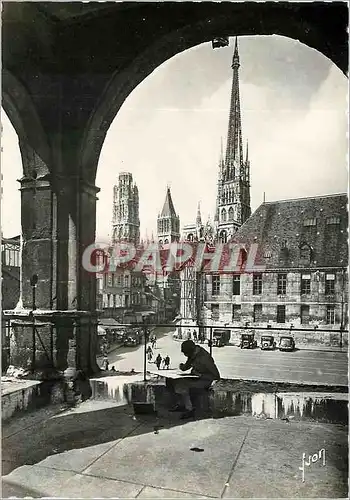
<box><xmin>168</xmin><ymin>340</ymin><xmax>220</xmax><ymax>419</ymax></box>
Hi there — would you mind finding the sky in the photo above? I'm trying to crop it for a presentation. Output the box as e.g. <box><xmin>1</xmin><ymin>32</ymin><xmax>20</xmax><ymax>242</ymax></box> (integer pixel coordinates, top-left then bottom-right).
<box><xmin>1</xmin><ymin>35</ymin><xmax>348</xmax><ymax>241</ymax></box>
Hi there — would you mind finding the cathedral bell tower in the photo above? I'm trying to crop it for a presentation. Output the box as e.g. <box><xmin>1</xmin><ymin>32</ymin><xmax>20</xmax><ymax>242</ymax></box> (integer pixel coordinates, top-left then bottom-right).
<box><xmin>112</xmin><ymin>172</ymin><xmax>140</xmax><ymax>244</ymax></box>
<box><xmin>157</xmin><ymin>187</ymin><xmax>180</xmax><ymax>245</ymax></box>
<box><xmin>215</xmin><ymin>37</ymin><xmax>251</xmax><ymax>243</ymax></box>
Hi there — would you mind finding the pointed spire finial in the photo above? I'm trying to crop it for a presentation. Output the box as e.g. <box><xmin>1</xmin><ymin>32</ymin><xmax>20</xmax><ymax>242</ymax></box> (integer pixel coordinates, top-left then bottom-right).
<box><xmin>196</xmin><ymin>201</ymin><xmax>202</xmax><ymax>227</ymax></box>
<box><xmin>220</xmin><ymin>136</ymin><xmax>224</xmax><ymax>163</ymax></box>
<box><xmin>232</xmin><ymin>36</ymin><xmax>240</xmax><ymax>68</ymax></box>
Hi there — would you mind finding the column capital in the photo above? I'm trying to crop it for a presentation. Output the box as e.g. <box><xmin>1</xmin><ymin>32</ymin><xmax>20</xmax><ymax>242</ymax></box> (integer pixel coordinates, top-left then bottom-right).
<box><xmin>17</xmin><ymin>173</ymin><xmax>52</xmax><ymax>190</ymax></box>
<box><xmin>52</xmin><ymin>175</ymin><xmax>100</xmax><ymax>198</ymax></box>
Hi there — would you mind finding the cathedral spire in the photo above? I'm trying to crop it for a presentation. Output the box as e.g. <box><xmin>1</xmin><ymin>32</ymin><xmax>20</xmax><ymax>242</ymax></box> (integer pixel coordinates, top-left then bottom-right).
<box><xmin>215</xmin><ymin>37</ymin><xmax>251</xmax><ymax>242</ymax></box>
<box><xmin>225</xmin><ymin>36</ymin><xmax>244</xmax><ymax>177</ymax></box>
<box><xmin>196</xmin><ymin>202</ymin><xmax>202</xmax><ymax>227</ymax></box>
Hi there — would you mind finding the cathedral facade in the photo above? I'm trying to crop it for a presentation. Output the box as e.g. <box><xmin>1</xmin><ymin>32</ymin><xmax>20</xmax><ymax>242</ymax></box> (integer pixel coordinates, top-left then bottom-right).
<box><xmin>179</xmin><ymin>38</ymin><xmax>251</xmax><ymax>329</ymax></box>
<box><xmin>182</xmin><ymin>38</ymin><xmax>251</xmax><ymax>246</ymax></box>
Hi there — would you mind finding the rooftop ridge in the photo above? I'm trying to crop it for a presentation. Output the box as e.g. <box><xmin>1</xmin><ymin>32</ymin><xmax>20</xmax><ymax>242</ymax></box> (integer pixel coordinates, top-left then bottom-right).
<box><xmin>261</xmin><ymin>193</ymin><xmax>347</xmax><ymax>205</ymax></box>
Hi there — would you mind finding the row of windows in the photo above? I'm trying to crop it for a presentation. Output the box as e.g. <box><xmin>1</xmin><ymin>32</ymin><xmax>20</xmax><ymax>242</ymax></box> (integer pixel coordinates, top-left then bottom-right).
<box><xmin>211</xmin><ymin>273</ymin><xmax>337</xmax><ymax>296</ymax></box>
<box><xmin>2</xmin><ymin>248</ymin><xmax>20</xmax><ymax>267</ymax></box>
<box><xmin>104</xmin><ymin>293</ymin><xmax>152</xmax><ymax>308</ymax></box>
<box><xmin>303</xmin><ymin>216</ymin><xmax>341</xmax><ymax>226</ymax></box>
<box><xmin>211</xmin><ymin>303</ymin><xmax>338</xmax><ymax>325</ymax></box>
<box><xmin>221</xmin><ymin>207</ymin><xmax>234</xmax><ymax>223</ymax></box>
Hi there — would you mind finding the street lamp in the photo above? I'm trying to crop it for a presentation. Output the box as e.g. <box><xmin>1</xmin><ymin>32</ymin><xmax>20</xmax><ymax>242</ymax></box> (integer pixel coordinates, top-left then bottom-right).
<box><xmin>30</xmin><ymin>274</ymin><xmax>38</xmax><ymax>371</ymax></box>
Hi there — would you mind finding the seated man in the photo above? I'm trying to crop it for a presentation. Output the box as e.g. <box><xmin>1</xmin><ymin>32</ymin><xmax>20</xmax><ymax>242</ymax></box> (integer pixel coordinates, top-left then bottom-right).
<box><xmin>168</xmin><ymin>339</ymin><xmax>220</xmax><ymax>419</ymax></box>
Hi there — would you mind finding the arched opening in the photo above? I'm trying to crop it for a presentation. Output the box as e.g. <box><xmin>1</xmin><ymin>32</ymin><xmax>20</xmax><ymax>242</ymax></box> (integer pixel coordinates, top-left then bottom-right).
<box><xmin>221</xmin><ymin>209</ymin><xmax>227</xmax><ymax>223</ymax></box>
<box><xmin>219</xmin><ymin>230</ymin><xmax>228</xmax><ymax>244</ymax></box>
<box><xmin>228</xmin><ymin>207</ymin><xmax>234</xmax><ymax>221</ymax></box>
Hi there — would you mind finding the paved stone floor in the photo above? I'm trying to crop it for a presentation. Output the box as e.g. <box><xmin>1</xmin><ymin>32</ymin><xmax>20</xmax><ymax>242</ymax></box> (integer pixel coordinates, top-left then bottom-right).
<box><xmin>2</xmin><ymin>399</ymin><xmax>348</xmax><ymax>498</ymax></box>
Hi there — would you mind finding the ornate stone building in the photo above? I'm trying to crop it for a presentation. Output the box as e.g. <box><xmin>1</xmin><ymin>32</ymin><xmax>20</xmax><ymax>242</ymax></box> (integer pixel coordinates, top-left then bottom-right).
<box><xmin>97</xmin><ymin>172</ymin><xmax>145</xmax><ymax>320</ymax></box>
<box><xmin>112</xmin><ymin>172</ymin><xmax>140</xmax><ymax>245</ymax></box>
<box><xmin>155</xmin><ymin>187</ymin><xmax>181</xmax><ymax>320</ymax></box>
<box><xmin>179</xmin><ymin>37</ymin><xmax>251</xmax><ymax>329</ymax></box>
<box><xmin>215</xmin><ymin>39</ymin><xmax>251</xmax><ymax>243</ymax></box>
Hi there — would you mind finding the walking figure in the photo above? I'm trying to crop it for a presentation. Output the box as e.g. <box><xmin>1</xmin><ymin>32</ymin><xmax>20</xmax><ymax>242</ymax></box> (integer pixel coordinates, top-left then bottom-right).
<box><xmin>102</xmin><ymin>356</ymin><xmax>109</xmax><ymax>371</ymax></box>
<box><xmin>156</xmin><ymin>354</ymin><xmax>162</xmax><ymax>370</ymax></box>
<box><xmin>151</xmin><ymin>335</ymin><xmax>157</xmax><ymax>349</ymax></box>
<box><xmin>186</xmin><ymin>329</ymin><xmax>191</xmax><ymax>340</ymax></box>
<box><xmin>147</xmin><ymin>345</ymin><xmax>153</xmax><ymax>362</ymax></box>
<box><xmin>193</xmin><ymin>330</ymin><xmax>197</xmax><ymax>342</ymax></box>
<box><xmin>164</xmin><ymin>355</ymin><xmax>170</xmax><ymax>369</ymax></box>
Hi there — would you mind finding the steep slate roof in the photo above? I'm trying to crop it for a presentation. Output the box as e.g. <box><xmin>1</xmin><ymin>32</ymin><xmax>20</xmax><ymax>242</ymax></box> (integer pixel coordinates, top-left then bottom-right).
<box><xmin>232</xmin><ymin>194</ymin><xmax>348</xmax><ymax>269</ymax></box>
<box><xmin>160</xmin><ymin>188</ymin><xmax>177</xmax><ymax>218</ymax></box>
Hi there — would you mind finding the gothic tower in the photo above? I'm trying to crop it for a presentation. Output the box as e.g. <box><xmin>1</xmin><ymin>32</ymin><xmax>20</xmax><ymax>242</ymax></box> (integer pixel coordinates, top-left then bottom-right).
<box><xmin>216</xmin><ymin>37</ymin><xmax>251</xmax><ymax>243</ymax></box>
<box><xmin>157</xmin><ymin>187</ymin><xmax>180</xmax><ymax>245</ymax></box>
<box><xmin>112</xmin><ymin>172</ymin><xmax>140</xmax><ymax>244</ymax></box>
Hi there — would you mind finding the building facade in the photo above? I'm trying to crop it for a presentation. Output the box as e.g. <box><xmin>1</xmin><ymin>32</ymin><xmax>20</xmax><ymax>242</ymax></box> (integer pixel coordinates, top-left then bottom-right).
<box><xmin>203</xmin><ymin>194</ymin><xmax>348</xmax><ymax>346</ymax></box>
<box><xmin>1</xmin><ymin>235</ymin><xmax>21</xmax><ymax>310</ymax></box>
<box><xmin>1</xmin><ymin>235</ymin><xmax>21</xmax><ymax>371</ymax></box>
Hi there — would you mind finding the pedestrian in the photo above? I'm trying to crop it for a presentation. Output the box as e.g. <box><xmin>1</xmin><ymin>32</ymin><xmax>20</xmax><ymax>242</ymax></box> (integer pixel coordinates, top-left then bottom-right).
<box><xmin>193</xmin><ymin>330</ymin><xmax>197</xmax><ymax>342</ymax></box>
<box><xmin>102</xmin><ymin>355</ymin><xmax>109</xmax><ymax>371</ymax></box>
<box><xmin>147</xmin><ymin>345</ymin><xmax>153</xmax><ymax>361</ymax></box>
<box><xmin>151</xmin><ymin>335</ymin><xmax>157</xmax><ymax>349</ymax></box>
<box><xmin>167</xmin><ymin>340</ymin><xmax>220</xmax><ymax>419</ymax></box>
<box><xmin>111</xmin><ymin>366</ymin><xmax>116</xmax><ymax>372</ymax></box>
<box><xmin>164</xmin><ymin>355</ymin><xmax>170</xmax><ymax>369</ymax></box>
<box><xmin>156</xmin><ymin>354</ymin><xmax>162</xmax><ymax>370</ymax></box>
<box><xmin>187</xmin><ymin>329</ymin><xmax>191</xmax><ymax>340</ymax></box>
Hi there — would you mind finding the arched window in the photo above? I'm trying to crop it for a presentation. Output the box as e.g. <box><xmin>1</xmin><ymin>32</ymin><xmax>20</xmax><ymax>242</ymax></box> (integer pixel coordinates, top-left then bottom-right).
<box><xmin>219</xmin><ymin>230</ymin><xmax>227</xmax><ymax>243</ymax></box>
<box><xmin>164</xmin><ymin>239</ymin><xmax>169</xmax><ymax>244</ymax></box>
<box><xmin>228</xmin><ymin>207</ymin><xmax>234</xmax><ymax>221</ymax></box>
<box><xmin>159</xmin><ymin>240</ymin><xmax>163</xmax><ymax>245</ymax></box>
<box><xmin>187</xmin><ymin>233</ymin><xmax>193</xmax><ymax>242</ymax></box>
<box><xmin>221</xmin><ymin>209</ymin><xmax>227</xmax><ymax>222</ymax></box>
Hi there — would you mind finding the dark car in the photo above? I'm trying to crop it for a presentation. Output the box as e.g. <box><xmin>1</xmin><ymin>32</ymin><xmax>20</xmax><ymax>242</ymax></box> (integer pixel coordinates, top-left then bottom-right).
<box><xmin>240</xmin><ymin>333</ymin><xmax>257</xmax><ymax>349</ymax></box>
<box><xmin>278</xmin><ymin>336</ymin><xmax>295</xmax><ymax>351</ymax></box>
<box><xmin>213</xmin><ymin>329</ymin><xmax>231</xmax><ymax>347</ymax></box>
<box><xmin>260</xmin><ymin>335</ymin><xmax>276</xmax><ymax>350</ymax></box>
<box><xmin>123</xmin><ymin>332</ymin><xmax>140</xmax><ymax>347</ymax></box>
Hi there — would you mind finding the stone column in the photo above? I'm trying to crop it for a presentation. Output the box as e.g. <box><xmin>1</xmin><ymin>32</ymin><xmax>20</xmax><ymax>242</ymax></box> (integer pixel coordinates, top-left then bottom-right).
<box><xmin>7</xmin><ymin>167</ymin><xmax>101</xmax><ymax>375</ymax></box>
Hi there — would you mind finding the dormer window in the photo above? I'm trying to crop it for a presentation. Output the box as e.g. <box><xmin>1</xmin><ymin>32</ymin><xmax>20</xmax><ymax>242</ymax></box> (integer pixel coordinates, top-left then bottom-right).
<box><xmin>299</xmin><ymin>242</ymin><xmax>312</xmax><ymax>262</ymax></box>
<box><xmin>303</xmin><ymin>218</ymin><xmax>316</xmax><ymax>227</ymax></box>
<box><xmin>326</xmin><ymin>216</ymin><xmax>340</xmax><ymax>225</ymax></box>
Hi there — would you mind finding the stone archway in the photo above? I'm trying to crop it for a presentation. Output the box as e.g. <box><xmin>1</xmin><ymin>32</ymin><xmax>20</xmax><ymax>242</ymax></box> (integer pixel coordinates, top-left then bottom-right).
<box><xmin>2</xmin><ymin>69</ymin><xmax>51</xmax><ymax>173</ymax></box>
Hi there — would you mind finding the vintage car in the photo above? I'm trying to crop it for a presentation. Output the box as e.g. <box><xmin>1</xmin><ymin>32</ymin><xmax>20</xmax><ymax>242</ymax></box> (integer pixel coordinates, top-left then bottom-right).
<box><xmin>123</xmin><ymin>332</ymin><xmax>141</xmax><ymax>347</ymax></box>
<box><xmin>212</xmin><ymin>329</ymin><xmax>231</xmax><ymax>347</ymax></box>
<box><xmin>278</xmin><ymin>335</ymin><xmax>296</xmax><ymax>351</ymax></box>
<box><xmin>260</xmin><ymin>335</ymin><xmax>276</xmax><ymax>350</ymax></box>
<box><xmin>240</xmin><ymin>333</ymin><xmax>257</xmax><ymax>349</ymax></box>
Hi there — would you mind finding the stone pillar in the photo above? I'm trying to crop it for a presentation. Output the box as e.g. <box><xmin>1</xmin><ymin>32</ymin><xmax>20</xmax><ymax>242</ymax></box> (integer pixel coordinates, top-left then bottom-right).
<box><xmin>6</xmin><ymin>151</ymin><xmax>100</xmax><ymax>375</ymax></box>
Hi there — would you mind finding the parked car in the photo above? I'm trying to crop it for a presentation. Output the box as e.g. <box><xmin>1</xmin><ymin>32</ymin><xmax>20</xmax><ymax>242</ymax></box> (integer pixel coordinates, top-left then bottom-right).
<box><xmin>240</xmin><ymin>333</ymin><xmax>257</xmax><ymax>349</ymax></box>
<box><xmin>123</xmin><ymin>332</ymin><xmax>141</xmax><ymax>347</ymax></box>
<box><xmin>260</xmin><ymin>335</ymin><xmax>276</xmax><ymax>350</ymax></box>
<box><xmin>213</xmin><ymin>329</ymin><xmax>231</xmax><ymax>347</ymax></box>
<box><xmin>278</xmin><ymin>336</ymin><xmax>295</xmax><ymax>351</ymax></box>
